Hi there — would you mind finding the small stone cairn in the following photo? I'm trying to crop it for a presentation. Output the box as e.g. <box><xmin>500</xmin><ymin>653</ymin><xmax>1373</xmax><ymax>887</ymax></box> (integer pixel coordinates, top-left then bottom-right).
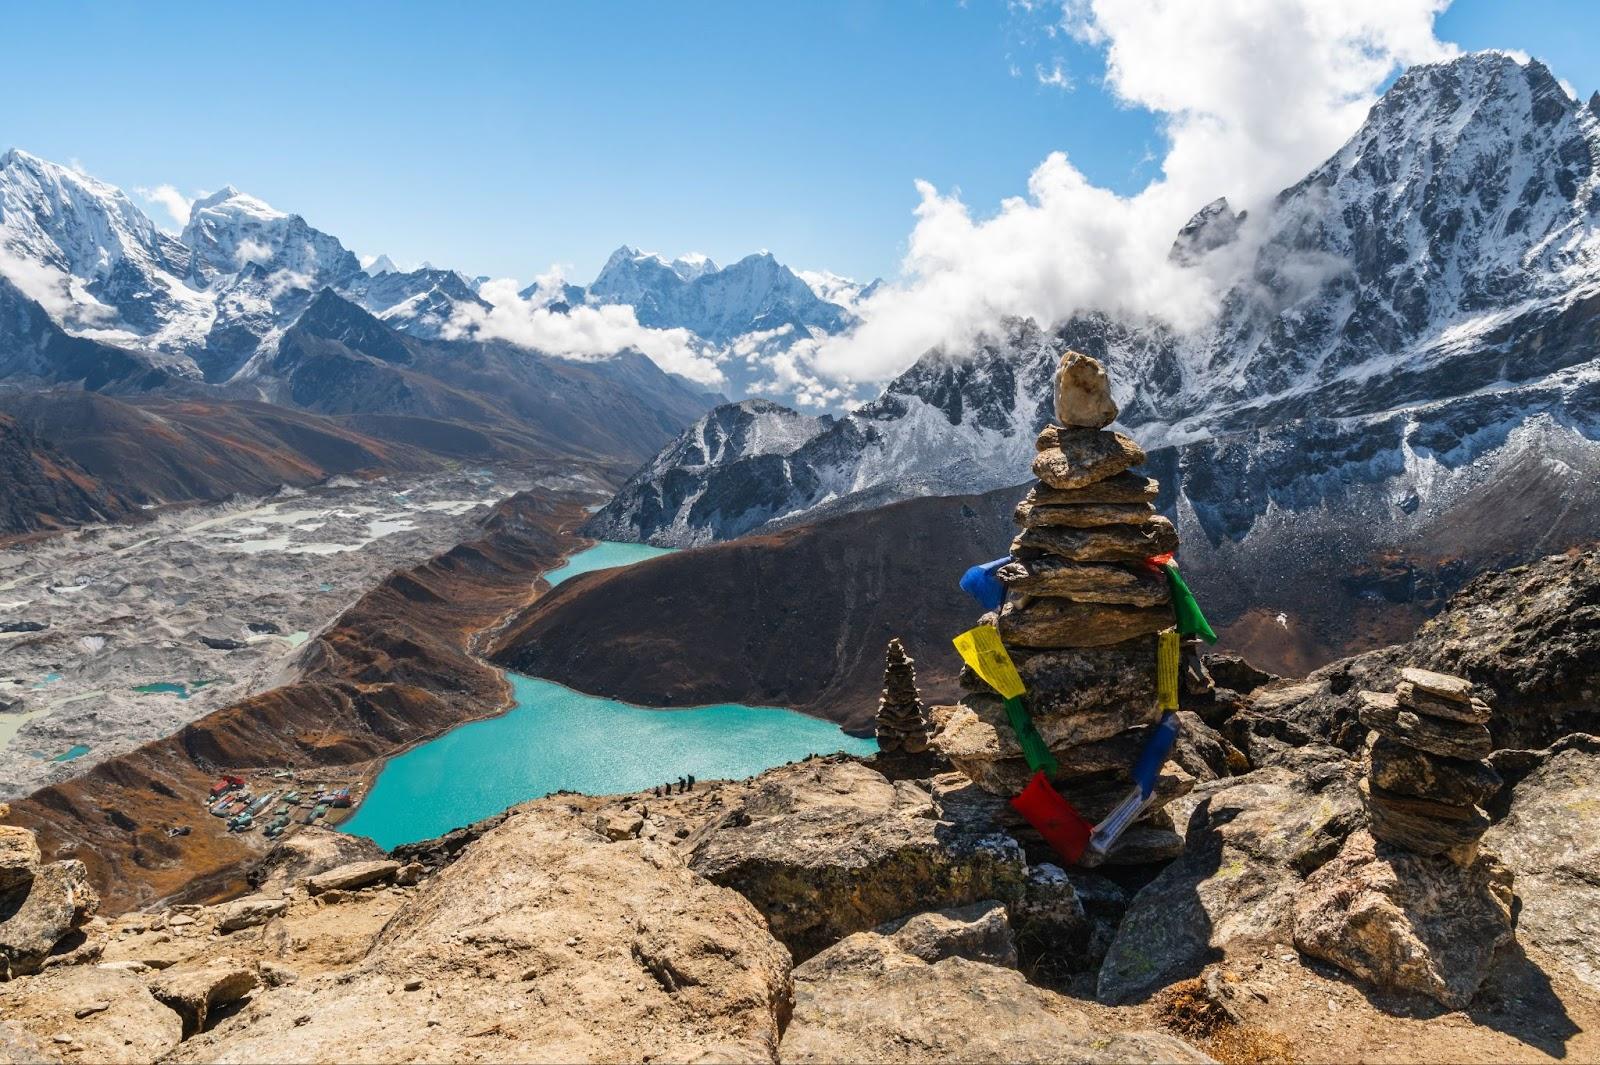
<box><xmin>933</xmin><ymin>351</ymin><xmax>1192</xmax><ymax>861</ymax></box>
<box><xmin>875</xmin><ymin>638</ymin><xmax>933</xmax><ymax>754</ymax></box>
<box><xmin>1357</xmin><ymin>667</ymin><xmax>1500</xmax><ymax>858</ymax></box>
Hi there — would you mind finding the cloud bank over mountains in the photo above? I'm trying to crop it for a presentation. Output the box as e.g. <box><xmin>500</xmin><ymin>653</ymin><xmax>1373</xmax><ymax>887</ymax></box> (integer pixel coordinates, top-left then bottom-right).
<box><xmin>786</xmin><ymin>0</ymin><xmax>1459</xmax><ymax>395</ymax></box>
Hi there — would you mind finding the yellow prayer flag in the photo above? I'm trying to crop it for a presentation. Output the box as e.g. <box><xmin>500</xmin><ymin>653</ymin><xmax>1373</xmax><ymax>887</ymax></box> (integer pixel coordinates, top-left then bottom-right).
<box><xmin>953</xmin><ymin>625</ymin><xmax>1026</xmax><ymax>699</ymax></box>
<box><xmin>1156</xmin><ymin>628</ymin><xmax>1180</xmax><ymax>711</ymax></box>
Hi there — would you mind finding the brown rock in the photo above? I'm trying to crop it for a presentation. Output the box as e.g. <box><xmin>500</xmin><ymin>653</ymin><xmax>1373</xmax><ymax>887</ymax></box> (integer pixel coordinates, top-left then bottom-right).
<box><xmin>1052</xmin><ymin>350</ymin><xmax>1119</xmax><ymax>429</ymax></box>
<box><xmin>1396</xmin><ymin>681</ymin><xmax>1491</xmax><ymax>724</ymax></box>
<box><xmin>1031</xmin><ymin>431</ymin><xmax>1145</xmax><ymax>490</ymax></box>
<box><xmin>1023</xmin><ymin>473</ymin><xmax>1158</xmax><ymax>506</ymax></box>
<box><xmin>994</xmin><ymin>557</ymin><xmax>1168</xmax><ymax>605</ymax></box>
<box><xmin>939</xmin><ymin>696</ymin><xmax>1161</xmax><ymax>788</ymax></box>
<box><xmin>1399</xmin><ymin>667</ymin><xmax>1475</xmax><ymax>704</ymax></box>
<box><xmin>781</xmin><ymin>912</ymin><xmax>1208</xmax><ymax>1064</ymax></box>
<box><xmin>1357</xmin><ymin>691</ymin><xmax>1493</xmax><ymax>761</ymax></box>
<box><xmin>0</xmin><ymin>964</ymin><xmax>182</xmax><ymax>1062</ymax></box>
<box><xmin>962</xmin><ymin>640</ymin><xmax>1157</xmax><ymax>717</ymax></box>
<box><xmin>1293</xmin><ymin>829</ymin><xmax>1514</xmax><ymax>1009</ymax></box>
<box><xmin>0</xmin><ymin>859</ymin><xmax>98</xmax><ymax>979</ymax></box>
<box><xmin>1014</xmin><ymin>498</ymin><xmax>1158</xmax><ymax>530</ymax></box>
<box><xmin>997</xmin><ymin>598</ymin><xmax>1172</xmax><ymax>650</ymax></box>
<box><xmin>1368</xmin><ymin>738</ymin><xmax>1502</xmax><ymax>807</ymax></box>
<box><xmin>304</xmin><ymin>860</ymin><xmax>400</xmax><ymax>895</ymax></box>
<box><xmin>1362</xmin><ymin>780</ymin><xmax>1491</xmax><ymax>856</ymax></box>
<box><xmin>148</xmin><ymin>960</ymin><xmax>259</xmax><ymax>1037</ymax></box>
<box><xmin>1012</xmin><ymin>517</ymin><xmax>1177</xmax><ymax>564</ymax></box>
<box><xmin>216</xmin><ymin>895</ymin><xmax>289</xmax><ymax>933</ymax></box>
<box><xmin>0</xmin><ymin>826</ymin><xmax>41</xmax><ymax>894</ymax></box>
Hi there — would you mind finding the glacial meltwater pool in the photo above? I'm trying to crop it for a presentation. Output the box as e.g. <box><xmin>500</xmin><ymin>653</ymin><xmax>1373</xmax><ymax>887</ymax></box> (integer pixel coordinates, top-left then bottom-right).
<box><xmin>341</xmin><ymin>541</ymin><xmax>877</xmax><ymax>850</ymax></box>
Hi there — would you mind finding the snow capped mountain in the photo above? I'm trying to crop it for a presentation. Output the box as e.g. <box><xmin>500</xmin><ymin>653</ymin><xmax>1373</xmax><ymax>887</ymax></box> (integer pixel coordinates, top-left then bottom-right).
<box><xmin>591</xmin><ymin>52</ymin><xmax>1600</xmax><ymax>569</ymax></box>
<box><xmin>182</xmin><ymin>185</ymin><xmax>360</xmax><ymax>290</ymax></box>
<box><xmin>341</xmin><ymin>266</ymin><xmax>491</xmax><ymax>339</ymax></box>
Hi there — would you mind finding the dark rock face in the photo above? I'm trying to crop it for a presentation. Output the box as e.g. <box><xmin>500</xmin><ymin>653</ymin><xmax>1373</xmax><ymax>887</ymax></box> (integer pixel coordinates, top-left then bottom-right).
<box><xmin>1361</xmin><ymin>780</ymin><xmax>1492</xmax><ymax>856</ymax></box>
<box><xmin>1369</xmin><ymin>737</ymin><xmax>1502</xmax><ymax>807</ymax></box>
<box><xmin>0</xmin><ymin>412</ymin><xmax>137</xmax><ymax>538</ymax></box>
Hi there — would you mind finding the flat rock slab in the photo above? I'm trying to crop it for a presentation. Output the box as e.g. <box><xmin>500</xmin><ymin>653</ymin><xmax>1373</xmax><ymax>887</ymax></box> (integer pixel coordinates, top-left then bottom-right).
<box><xmin>304</xmin><ymin>859</ymin><xmax>400</xmax><ymax>895</ymax></box>
<box><xmin>996</xmin><ymin>556</ymin><xmax>1169</xmax><ymax>606</ymax></box>
<box><xmin>1032</xmin><ymin>431</ymin><xmax>1146</xmax><ymax>491</ymax></box>
<box><xmin>689</xmin><ymin>760</ymin><xmax>1027</xmax><ymax>960</ymax></box>
<box><xmin>781</xmin><ymin>913</ymin><xmax>1209</xmax><ymax>1064</ymax></box>
<box><xmin>998</xmin><ymin>598</ymin><xmax>1174</xmax><ymax>650</ymax></box>
<box><xmin>1396</xmin><ymin>681</ymin><xmax>1491</xmax><ymax>723</ymax></box>
<box><xmin>0</xmin><ymin>964</ymin><xmax>182</xmax><ymax>1063</ymax></box>
<box><xmin>1013</xmin><ymin>518</ymin><xmax>1178</xmax><ymax>565</ymax></box>
<box><xmin>1023</xmin><ymin>473</ymin><xmax>1158</xmax><ymax>506</ymax></box>
<box><xmin>1052</xmin><ymin>351</ymin><xmax>1119</xmax><ymax>429</ymax></box>
<box><xmin>216</xmin><ymin>895</ymin><xmax>289</xmax><ymax>933</ymax></box>
<box><xmin>1368</xmin><ymin>737</ymin><xmax>1502</xmax><ymax>807</ymax></box>
<box><xmin>1358</xmin><ymin>691</ymin><xmax>1493</xmax><ymax>760</ymax></box>
<box><xmin>1484</xmin><ymin>734</ymin><xmax>1600</xmax><ymax>991</ymax></box>
<box><xmin>1014</xmin><ymin>499</ymin><xmax>1158</xmax><ymax>530</ymax></box>
<box><xmin>1399</xmin><ymin>667</ymin><xmax>1475</xmax><ymax>703</ymax></box>
<box><xmin>936</xmin><ymin>697</ymin><xmax>1160</xmax><ymax>794</ymax></box>
<box><xmin>0</xmin><ymin>859</ymin><xmax>98</xmax><ymax>979</ymax></box>
<box><xmin>172</xmin><ymin>807</ymin><xmax>792</xmax><ymax>1064</ymax></box>
<box><xmin>1362</xmin><ymin>779</ymin><xmax>1491</xmax><ymax>856</ymax></box>
<box><xmin>1098</xmin><ymin>755</ymin><xmax>1363</xmax><ymax>1004</ymax></box>
<box><xmin>1293</xmin><ymin>829</ymin><xmax>1514</xmax><ymax>1009</ymax></box>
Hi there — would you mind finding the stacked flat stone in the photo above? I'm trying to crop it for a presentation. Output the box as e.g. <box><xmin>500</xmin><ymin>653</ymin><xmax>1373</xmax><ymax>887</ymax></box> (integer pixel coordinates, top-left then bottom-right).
<box><xmin>1357</xmin><ymin>667</ymin><xmax>1501</xmax><ymax>859</ymax></box>
<box><xmin>932</xmin><ymin>351</ymin><xmax>1191</xmax><ymax>860</ymax></box>
<box><xmin>876</xmin><ymin>638</ymin><xmax>933</xmax><ymax>754</ymax></box>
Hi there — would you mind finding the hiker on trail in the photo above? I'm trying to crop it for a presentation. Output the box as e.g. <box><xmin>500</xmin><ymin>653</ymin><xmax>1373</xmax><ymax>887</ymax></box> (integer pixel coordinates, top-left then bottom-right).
<box><xmin>653</xmin><ymin>786</ymin><xmax>661</xmax><ymax>798</ymax></box>
<box><xmin>687</xmin><ymin>774</ymin><xmax>695</xmax><ymax>790</ymax></box>
<box><xmin>677</xmin><ymin>776</ymin><xmax>687</xmax><ymax>794</ymax></box>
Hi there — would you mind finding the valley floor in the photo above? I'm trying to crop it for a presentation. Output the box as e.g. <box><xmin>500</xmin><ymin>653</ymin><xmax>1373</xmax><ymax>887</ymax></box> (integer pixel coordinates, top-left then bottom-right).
<box><xmin>0</xmin><ymin>466</ymin><xmax>598</xmax><ymax>800</ymax></box>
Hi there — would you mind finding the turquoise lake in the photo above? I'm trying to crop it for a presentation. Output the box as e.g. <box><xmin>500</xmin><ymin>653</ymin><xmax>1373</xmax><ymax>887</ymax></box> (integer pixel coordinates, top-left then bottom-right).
<box><xmin>341</xmin><ymin>542</ymin><xmax>877</xmax><ymax>850</ymax></box>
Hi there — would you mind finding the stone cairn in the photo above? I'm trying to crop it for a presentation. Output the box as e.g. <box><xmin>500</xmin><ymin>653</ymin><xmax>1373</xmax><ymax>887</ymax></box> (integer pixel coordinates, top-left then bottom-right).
<box><xmin>933</xmin><ymin>350</ymin><xmax>1191</xmax><ymax>861</ymax></box>
<box><xmin>1357</xmin><ymin>667</ymin><xmax>1500</xmax><ymax>858</ymax></box>
<box><xmin>876</xmin><ymin>638</ymin><xmax>933</xmax><ymax>754</ymax></box>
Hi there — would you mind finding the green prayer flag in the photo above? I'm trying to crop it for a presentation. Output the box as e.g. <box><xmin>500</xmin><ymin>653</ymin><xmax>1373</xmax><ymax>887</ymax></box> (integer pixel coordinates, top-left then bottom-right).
<box><xmin>1163</xmin><ymin>563</ymin><xmax>1217</xmax><ymax>644</ymax></box>
<box><xmin>1003</xmin><ymin>695</ymin><xmax>1059</xmax><ymax>776</ymax></box>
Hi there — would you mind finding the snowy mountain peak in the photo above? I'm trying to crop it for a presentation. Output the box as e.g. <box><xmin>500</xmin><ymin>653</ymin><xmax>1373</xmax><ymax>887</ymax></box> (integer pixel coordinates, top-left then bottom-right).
<box><xmin>180</xmin><ymin>183</ymin><xmax>356</xmax><ymax>288</ymax></box>
<box><xmin>363</xmin><ymin>253</ymin><xmax>399</xmax><ymax>276</ymax></box>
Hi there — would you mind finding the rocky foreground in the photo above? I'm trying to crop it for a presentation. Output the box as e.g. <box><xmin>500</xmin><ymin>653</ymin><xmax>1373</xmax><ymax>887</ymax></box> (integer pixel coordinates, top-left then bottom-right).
<box><xmin>2</xmin><ymin>548</ymin><xmax>1598</xmax><ymax>1063</ymax></box>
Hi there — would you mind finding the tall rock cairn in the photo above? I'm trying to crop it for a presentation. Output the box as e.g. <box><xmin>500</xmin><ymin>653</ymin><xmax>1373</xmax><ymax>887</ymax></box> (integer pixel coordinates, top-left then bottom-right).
<box><xmin>935</xmin><ymin>351</ymin><xmax>1190</xmax><ymax>859</ymax></box>
<box><xmin>876</xmin><ymin>638</ymin><xmax>932</xmax><ymax>754</ymax></box>
<box><xmin>1357</xmin><ymin>667</ymin><xmax>1501</xmax><ymax>858</ymax></box>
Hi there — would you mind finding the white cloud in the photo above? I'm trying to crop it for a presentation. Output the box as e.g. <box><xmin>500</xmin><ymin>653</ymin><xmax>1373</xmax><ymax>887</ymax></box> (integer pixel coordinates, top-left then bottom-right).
<box><xmin>1035</xmin><ymin>61</ymin><xmax>1073</xmax><ymax>90</ymax></box>
<box><xmin>804</xmin><ymin>0</ymin><xmax>1457</xmax><ymax>387</ymax></box>
<box><xmin>446</xmin><ymin>276</ymin><xmax>725</xmax><ymax>387</ymax></box>
<box><xmin>137</xmin><ymin>184</ymin><xmax>196</xmax><ymax>229</ymax></box>
<box><xmin>0</xmin><ymin>247</ymin><xmax>76</xmax><ymax>319</ymax></box>
<box><xmin>235</xmin><ymin>239</ymin><xmax>274</xmax><ymax>267</ymax></box>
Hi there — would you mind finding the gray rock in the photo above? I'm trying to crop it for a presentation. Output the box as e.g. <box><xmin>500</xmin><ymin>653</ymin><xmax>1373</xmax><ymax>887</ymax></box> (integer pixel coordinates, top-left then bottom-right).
<box><xmin>1399</xmin><ymin>667</ymin><xmax>1475</xmax><ymax>703</ymax></box>
<box><xmin>688</xmin><ymin>760</ymin><xmax>1027</xmax><ymax>960</ymax></box>
<box><xmin>1098</xmin><ymin>756</ymin><xmax>1362</xmax><ymax>1003</ymax></box>
<box><xmin>1369</xmin><ymin>737</ymin><xmax>1502</xmax><ymax>807</ymax></box>
<box><xmin>1483</xmin><ymin>734</ymin><xmax>1600</xmax><ymax>990</ymax></box>
<box><xmin>1358</xmin><ymin>691</ymin><xmax>1493</xmax><ymax>760</ymax></box>
<box><xmin>1293</xmin><ymin>829</ymin><xmax>1514</xmax><ymax>1009</ymax></box>
<box><xmin>0</xmin><ymin>859</ymin><xmax>98</xmax><ymax>979</ymax></box>
<box><xmin>1396</xmin><ymin>681</ymin><xmax>1491</xmax><ymax>724</ymax></box>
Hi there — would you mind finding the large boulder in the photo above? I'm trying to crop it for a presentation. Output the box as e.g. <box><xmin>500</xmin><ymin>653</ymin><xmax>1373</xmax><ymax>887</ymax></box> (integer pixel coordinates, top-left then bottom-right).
<box><xmin>247</xmin><ymin>825</ymin><xmax>386</xmax><ymax>894</ymax></box>
<box><xmin>688</xmin><ymin>759</ymin><xmax>1028</xmax><ymax>960</ymax></box>
<box><xmin>304</xmin><ymin>860</ymin><xmax>400</xmax><ymax>895</ymax></box>
<box><xmin>1097</xmin><ymin>750</ymin><xmax>1362</xmax><ymax>1003</ymax></box>
<box><xmin>0</xmin><ymin>859</ymin><xmax>99</xmax><ymax>979</ymax></box>
<box><xmin>1292</xmin><ymin>830</ymin><xmax>1515</xmax><ymax>1009</ymax></box>
<box><xmin>1484</xmin><ymin>734</ymin><xmax>1600</xmax><ymax>990</ymax></box>
<box><xmin>780</xmin><ymin>903</ymin><xmax>1210</xmax><ymax>1064</ymax></box>
<box><xmin>173</xmin><ymin>807</ymin><xmax>792</xmax><ymax>1064</ymax></box>
<box><xmin>0</xmin><ymin>964</ymin><xmax>183</xmax><ymax>1062</ymax></box>
<box><xmin>148</xmin><ymin>960</ymin><xmax>259</xmax><ymax>1037</ymax></box>
<box><xmin>0</xmin><ymin>826</ymin><xmax>40</xmax><ymax>894</ymax></box>
<box><xmin>216</xmin><ymin>896</ymin><xmax>290</xmax><ymax>933</ymax></box>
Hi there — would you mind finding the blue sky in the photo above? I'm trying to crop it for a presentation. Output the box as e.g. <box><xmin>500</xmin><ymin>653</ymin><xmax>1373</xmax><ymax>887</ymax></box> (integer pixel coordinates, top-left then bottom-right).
<box><xmin>6</xmin><ymin>1</ymin><xmax>1598</xmax><ymax>285</ymax></box>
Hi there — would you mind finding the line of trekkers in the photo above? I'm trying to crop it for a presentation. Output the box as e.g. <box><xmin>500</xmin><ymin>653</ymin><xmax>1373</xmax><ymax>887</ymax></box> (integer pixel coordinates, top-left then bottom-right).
<box><xmin>206</xmin><ymin>776</ymin><xmax>353</xmax><ymax>838</ymax></box>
